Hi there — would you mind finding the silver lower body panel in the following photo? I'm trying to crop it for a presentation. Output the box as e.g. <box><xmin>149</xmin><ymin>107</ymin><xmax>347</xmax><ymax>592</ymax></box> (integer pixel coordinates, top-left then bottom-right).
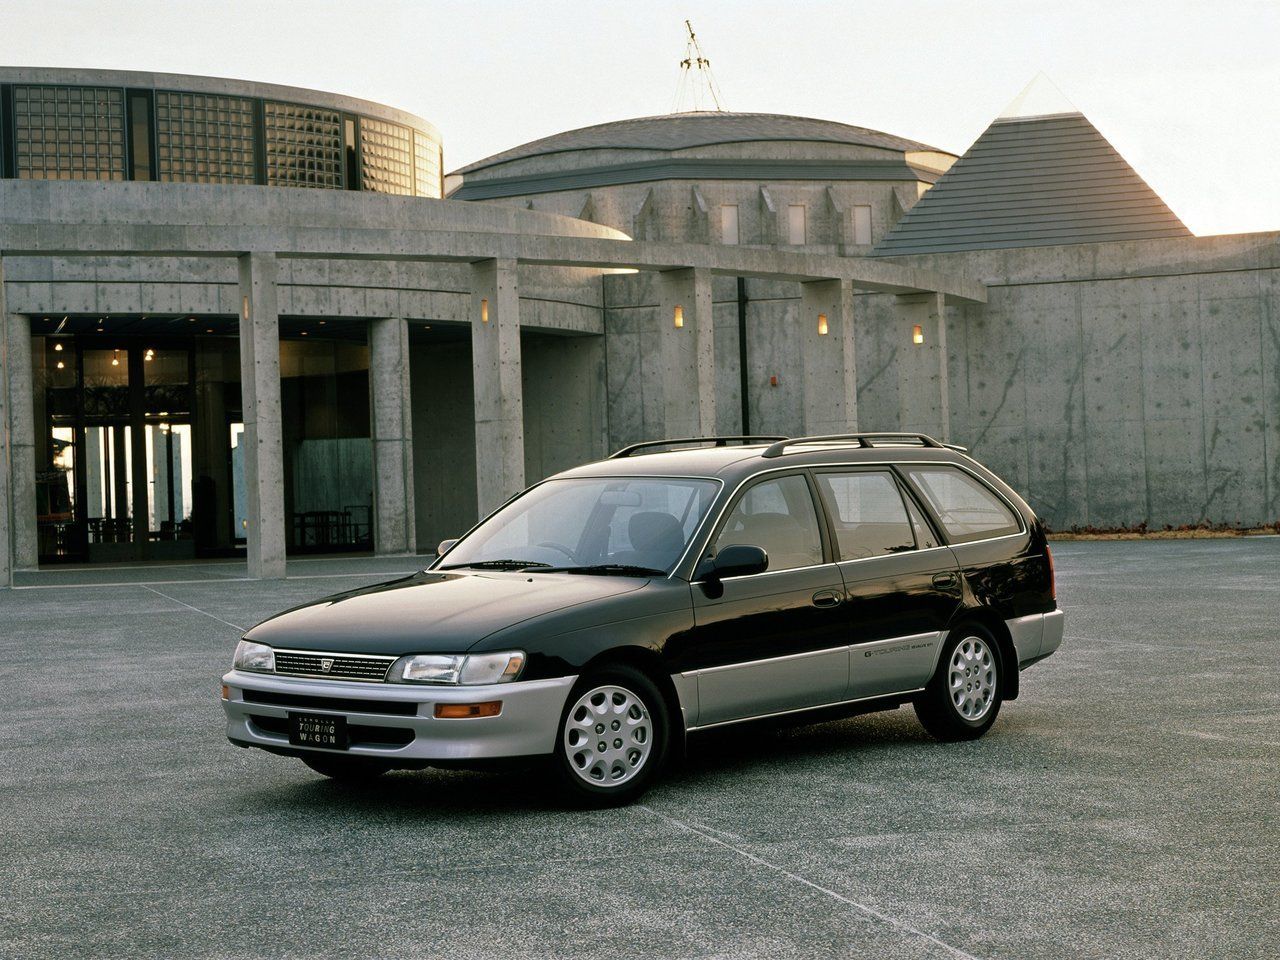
<box><xmin>1007</xmin><ymin>609</ymin><xmax>1065</xmax><ymax>665</ymax></box>
<box><xmin>222</xmin><ymin>670</ymin><xmax>576</xmax><ymax>761</ymax></box>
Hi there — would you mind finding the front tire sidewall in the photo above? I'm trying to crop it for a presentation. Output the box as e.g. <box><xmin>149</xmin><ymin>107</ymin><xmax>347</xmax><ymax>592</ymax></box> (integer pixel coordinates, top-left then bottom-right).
<box><xmin>553</xmin><ymin>665</ymin><xmax>670</xmax><ymax>805</ymax></box>
<box><xmin>916</xmin><ymin>624</ymin><xmax>1004</xmax><ymax>741</ymax></box>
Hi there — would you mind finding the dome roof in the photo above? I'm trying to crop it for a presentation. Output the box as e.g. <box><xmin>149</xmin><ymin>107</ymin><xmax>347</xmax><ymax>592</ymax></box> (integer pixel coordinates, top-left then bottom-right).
<box><xmin>453</xmin><ymin>111</ymin><xmax>946</xmax><ymax>175</ymax></box>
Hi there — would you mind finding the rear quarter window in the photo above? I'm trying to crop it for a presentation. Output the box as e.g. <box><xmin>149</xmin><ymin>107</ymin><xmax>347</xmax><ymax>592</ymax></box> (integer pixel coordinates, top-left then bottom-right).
<box><xmin>904</xmin><ymin>466</ymin><xmax>1022</xmax><ymax>544</ymax></box>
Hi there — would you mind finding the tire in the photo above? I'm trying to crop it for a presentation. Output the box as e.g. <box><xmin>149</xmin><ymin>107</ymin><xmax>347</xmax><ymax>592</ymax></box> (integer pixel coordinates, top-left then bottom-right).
<box><xmin>914</xmin><ymin>624</ymin><xmax>1004</xmax><ymax>742</ymax></box>
<box><xmin>553</xmin><ymin>664</ymin><xmax>671</xmax><ymax>806</ymax></box>
<box><xmin>301</xmin><ymin>754</ymin><xmax>392</xmax><ymax>781</ymax></box>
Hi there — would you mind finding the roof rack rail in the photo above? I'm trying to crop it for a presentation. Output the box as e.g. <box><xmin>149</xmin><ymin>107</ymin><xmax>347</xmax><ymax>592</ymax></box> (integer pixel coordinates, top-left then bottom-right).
<box><xmin>760</xmin><ymin>433</ymin><xmax>967</xmax><ymax>458</ymax></box>
<box><xmin>609</xmin><ymin>435</ymin><xmax>787</xmax><ymax>459</ymax></box>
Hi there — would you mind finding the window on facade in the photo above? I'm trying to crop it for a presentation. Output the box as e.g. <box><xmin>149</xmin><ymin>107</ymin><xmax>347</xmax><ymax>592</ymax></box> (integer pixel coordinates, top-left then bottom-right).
<box><xmin>905</xmin><ymin>467</ymin><xmax>1021</xmax><ymax>543</ymax></box>
<box><xmin>715</xmin><ymin>474</ymin><xmax>823</xmax><ymax>572</ymax></box>
<box><xmin>815</xmin><ymin>470</ymin><xmax>916</xmax><ymax>559</ymax></box>
<box><xmin>853</xmin><ymin>205</ymin><xmax>873</xmax><ymax>245</ymax></box>
<box><xmin>787</xmin><ymin>204</ymin><xmax>806</xmax><ymax>245</ymax></box>
<box><xmin>128</xmin><ymin>92</ymin><xmax>153</xmax><ymax>181</ymax></box>
<box><xmin>413</xmin><ymin>131</ymin><xmax>442</xmax><ymax>198</ymax></box>
<box><xmin>13</xmin><ymin>85</ymin><xmax>126</xmax><ymax>181</ymax></box>
<box><xmin>155</xmin><ymin>91</ymin><xmax>255</xmax><ymax>184</ymax></box>
<box><xmin>721</xmin><ymin>204</ymin><xmax>740</xmax><ymax>245</ymax></box>
<box><xmin>263</xmin><ymin>102</ymin><xmax>344</xmax><ymax>189</ymax></box>
<box><xmin>359</xmin><ymin>117</ymin><xmax>414</xmax><ymax>195</ymax></box>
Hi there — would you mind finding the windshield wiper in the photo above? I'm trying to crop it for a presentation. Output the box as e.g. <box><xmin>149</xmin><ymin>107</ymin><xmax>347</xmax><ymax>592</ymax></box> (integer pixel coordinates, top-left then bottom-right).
<box><xmin>440</xmin><ymin>559</ymin><xmax>553</xmax><ymax>571</ymax></box>
<box><xmin>536</xmin><ymin>564</ymin><xmax>666</xmax><ymax>577</ymax></box>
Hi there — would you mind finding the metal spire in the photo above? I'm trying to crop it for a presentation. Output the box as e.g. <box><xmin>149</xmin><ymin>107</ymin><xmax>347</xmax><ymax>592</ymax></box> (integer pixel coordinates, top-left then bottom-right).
<box><xmin>673</xmin><ymin>20</ymin><xmax>726</xmax><ymax>113</ymax></box>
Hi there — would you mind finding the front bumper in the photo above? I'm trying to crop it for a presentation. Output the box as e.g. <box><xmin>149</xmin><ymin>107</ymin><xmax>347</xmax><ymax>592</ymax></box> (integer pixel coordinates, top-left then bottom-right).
<box><xmin>222</xmin><ymin>669</ymin><xmax>576</xmax><ymax>762</ymax></box>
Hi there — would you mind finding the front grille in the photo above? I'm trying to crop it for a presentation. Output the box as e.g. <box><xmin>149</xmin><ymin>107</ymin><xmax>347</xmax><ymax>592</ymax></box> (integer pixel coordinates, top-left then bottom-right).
<box><xmin>243</xmin><ymin>688</ymin><xmax>419</xmax><ymax>716</ymax></box>
<box><xmin>273</xmin><ymin>649</ymin><xmax>396</xmax><ymax>683</ymax></box>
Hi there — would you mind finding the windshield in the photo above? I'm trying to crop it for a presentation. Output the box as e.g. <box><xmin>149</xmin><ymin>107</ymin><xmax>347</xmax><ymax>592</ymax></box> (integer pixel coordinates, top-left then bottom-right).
<box><xmin>439</xmin><ymin>477</ymin><xmax>721</xmax><ymax>575</ymax></box>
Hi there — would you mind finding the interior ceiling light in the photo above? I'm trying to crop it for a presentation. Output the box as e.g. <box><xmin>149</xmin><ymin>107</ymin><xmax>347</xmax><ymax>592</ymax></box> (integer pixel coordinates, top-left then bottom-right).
<box><xmin>54</xmin><ymin>342</ymin><xmax>64</xmax><ymax>352</ymax></box>
<box><xmin>111</xmin><ymin>349</ymin><xmax>120</xmax><ymax>366</ymax></box>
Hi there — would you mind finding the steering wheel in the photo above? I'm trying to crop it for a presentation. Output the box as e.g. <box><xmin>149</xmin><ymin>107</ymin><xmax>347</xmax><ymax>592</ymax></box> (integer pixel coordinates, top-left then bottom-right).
<box><xmin>535</xmin><ymin>541</ymin><xmax>577</xmax><ymax>562</ymax></box>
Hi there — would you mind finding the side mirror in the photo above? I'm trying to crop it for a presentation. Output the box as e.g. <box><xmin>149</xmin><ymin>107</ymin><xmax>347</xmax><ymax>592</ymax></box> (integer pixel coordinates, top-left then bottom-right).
<box><xmin>437</xmin><ymin>538</ymin><xmax>459</xmax><ymax>558</ymax></box>
<box><xmin>710</xmin><ymin>544</ymin><xmax>769</xmax><ymax>580</ymax></box>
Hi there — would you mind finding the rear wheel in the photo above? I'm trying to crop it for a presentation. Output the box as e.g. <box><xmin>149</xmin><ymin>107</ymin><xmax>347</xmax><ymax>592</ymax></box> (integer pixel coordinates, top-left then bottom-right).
<box><xmin>301</xmin><ymin>754</ymin><xmax>392</xmax><ymax>781</ymax></box>
<box><xmin>914</xmin><ymin>625</ymin><xmax>1003</xmax><ymax>741</ymax></box>
<box><xmin>554</xmin><ymin>664</ymin><xmax>670</xmax><ymax>806</ymax></box>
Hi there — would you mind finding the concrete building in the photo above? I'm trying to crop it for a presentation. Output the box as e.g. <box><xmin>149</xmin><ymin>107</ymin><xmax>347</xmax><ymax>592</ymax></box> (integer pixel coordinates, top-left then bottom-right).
<box><xmin>1</xmin><ymin>67</ymin><xmax>1277</xmax><ymax>584</ymax></box>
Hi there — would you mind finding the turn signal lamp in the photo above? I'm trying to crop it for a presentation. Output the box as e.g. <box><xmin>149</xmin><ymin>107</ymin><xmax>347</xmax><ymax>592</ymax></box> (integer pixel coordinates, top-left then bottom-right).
<box><xmin>435</xmin><ymin>701</ymin><xmax>502</xmax><ymax>719</ymax></box>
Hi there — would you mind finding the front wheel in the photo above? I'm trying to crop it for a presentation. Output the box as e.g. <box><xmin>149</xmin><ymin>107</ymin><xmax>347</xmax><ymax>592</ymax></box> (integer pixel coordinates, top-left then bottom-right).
<box><xmin>554</xmin><ymin>665</ymin><xmax>670</xmax><ymax>806</ymax></box>
<box><xmin>914</xmin><ymin>625</ymin><xmax>1004</xmax><ymax>741</ymax></box>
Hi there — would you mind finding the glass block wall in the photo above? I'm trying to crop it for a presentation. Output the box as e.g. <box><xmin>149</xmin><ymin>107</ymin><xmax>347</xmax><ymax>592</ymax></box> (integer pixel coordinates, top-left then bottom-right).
<box><xmin>359</xmin><ymin>117</ymin><xmax>414</xmax><ymax>195</ymax></box>
<box><xmin>155</xmin><ymin>92</ymin><xmax>255</xmax><ymax>184</ymax></box>
<box><xmin>413</xmin><ymin>131</ymin><xmax>442</xmax><ymax>199</ymax></box>
<box><xmin>12</xmin><ymin>85</ymin><xmax>126</xmax><ymax>181</ymax></box>
<box><xmin>263</xmin><ymin>102</ymin><xmax>344</xmax><ymax>189</ymax></box>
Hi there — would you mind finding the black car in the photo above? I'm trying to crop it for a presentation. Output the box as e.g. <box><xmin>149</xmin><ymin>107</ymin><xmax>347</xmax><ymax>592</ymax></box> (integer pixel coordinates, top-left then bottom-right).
<box><xmin>222</xmin><ymin>433</ymin><xmax>1064</xmax><ymax>804</ymax></box>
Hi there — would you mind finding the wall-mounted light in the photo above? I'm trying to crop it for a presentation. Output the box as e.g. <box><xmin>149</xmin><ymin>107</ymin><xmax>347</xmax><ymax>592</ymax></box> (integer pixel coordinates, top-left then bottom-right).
<box><xmin>912</xmin><ymin>324</ymin><xmax>924</xmax><ymax>345</ymax></box>
<box><xmin>242</xmin><ymin>296</ymin><xmax>250</xmax><ymax>322</ymax></box>
<box><xmin>673</xmin><ymin>305</ymin><xmax>684</xmax><ymax>329</ymax></box>
<box><xmin>480</xmin><ymin>298</ymin><xmax>489</xmax><ymax>323</ymax></box>
<box><xmin>817</xmin><ymin>313</ymin><xmax>829</xmax><ymax>336</ymax></box>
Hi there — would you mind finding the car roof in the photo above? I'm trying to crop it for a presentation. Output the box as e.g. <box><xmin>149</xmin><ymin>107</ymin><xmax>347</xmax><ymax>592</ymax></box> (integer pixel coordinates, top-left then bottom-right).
<box><xmin>551</xmin><ymin>441</ymin><xmax>973</xmax><ymax>484</ymax></box>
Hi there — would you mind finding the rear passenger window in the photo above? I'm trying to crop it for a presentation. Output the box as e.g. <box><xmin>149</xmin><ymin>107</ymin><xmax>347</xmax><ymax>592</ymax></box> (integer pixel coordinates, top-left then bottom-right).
<box><xmin>814</xmin><ymin>471</ymin><xmax>916</xmax><ymax>559</ymax></box>
<box><xmin>715</xmin><ymin>474</ymin><xmax>823</xmax><ymax>572</ymax></box>
<box><xmin>905</xmin><ymin>467</ymin><xmax>1021</xmax><ymax>543</ymax></box>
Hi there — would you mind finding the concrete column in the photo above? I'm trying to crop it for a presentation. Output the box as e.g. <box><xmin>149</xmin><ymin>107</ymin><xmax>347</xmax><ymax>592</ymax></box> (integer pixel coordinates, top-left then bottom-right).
<box><xmin>658</xmin><ymin>268</ymin><xmax>716</xmax><ymax>438</ymax></box>
<box><xmin>237</xmin><ymin>252</ymin><xmax>286</xmax><ymax>579</ymax></box>
<box><xmin>896</xmin><ymin>292</ymin><xmax>951</xmax><ymax>442</ymax></box>
<box><xmin>471</xmin><ymin>258</ymin><xmax>525</xmax><ymax>516</ymax></box>
<box><xmin>4</xmin><ymin>304</ymin><xmax>37</xmax><ymax>572</ymax></box>
<box><xmin>799</xmin><ymin>279</ymin><xmax>859</xmax><ymax>435</ymax></box>
<box><xmin>369</xmin><ymin>317</ymin><xmax>416</xmax><ymax>555</ymax></box>
<box><xmin>0</xmin><ymin>259</ymin><xmax>11</xmax><ymax>586</ymax></box>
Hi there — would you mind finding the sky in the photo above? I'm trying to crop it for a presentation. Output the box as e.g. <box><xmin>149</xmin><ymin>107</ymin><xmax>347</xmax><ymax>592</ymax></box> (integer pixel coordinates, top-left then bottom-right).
<box><xmin>2</xmin><ymin>0</ymin><xmax>1277</xmax><ymax>236</ymax></box>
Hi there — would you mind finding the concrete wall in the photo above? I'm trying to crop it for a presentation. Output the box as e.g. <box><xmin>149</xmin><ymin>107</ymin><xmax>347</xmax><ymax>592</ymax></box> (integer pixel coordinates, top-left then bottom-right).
<box><xmin>604</xmin><ymin>232</ymin><xmax>1280</xmax><ymax>530</ymax></box>
<box><xmin>522</xmin><ymin>332</ymin><xmax>607</xmax><ymax>482</ymax></box>
<box><xmin>409</xmin><ymin>340</ymin><xmax>476</xmax><ymax>553</ymax></box>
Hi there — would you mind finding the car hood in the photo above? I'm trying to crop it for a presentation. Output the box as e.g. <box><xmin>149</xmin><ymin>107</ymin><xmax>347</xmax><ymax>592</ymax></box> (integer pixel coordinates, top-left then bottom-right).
<box><xmin>243</xmin><ymin>570</ymin><xmax>649</xmax><ymax>655</ymax></box>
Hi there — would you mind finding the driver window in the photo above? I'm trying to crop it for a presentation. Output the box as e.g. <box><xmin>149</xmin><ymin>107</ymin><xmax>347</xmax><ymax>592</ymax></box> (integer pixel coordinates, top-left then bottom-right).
<box><xmin>714</xmin><ymin>474</ymin><xmax>823</xmax><ymax>572</ymax></box>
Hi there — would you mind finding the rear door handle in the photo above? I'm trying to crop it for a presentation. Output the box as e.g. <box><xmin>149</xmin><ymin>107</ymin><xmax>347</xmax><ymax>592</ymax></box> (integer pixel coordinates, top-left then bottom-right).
<box><xmin>932</xmin><ymin>572</ymin><xmax>959</xmax><ymax>589</ymax></box>
<box><xmin>812</xmin><ymin>590</ymin><xmax>842</xmax><ymax>608</ymax></box>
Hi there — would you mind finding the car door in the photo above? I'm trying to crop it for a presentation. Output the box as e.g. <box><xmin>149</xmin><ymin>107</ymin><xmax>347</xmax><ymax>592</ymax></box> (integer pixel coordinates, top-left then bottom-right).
<box><xmin>687</xmin><ymin>471</ymin><xmax>849</xmax><ymax>726</ymax></box>
<box><xmin>811</xmin><ymin>467</ymin><xmax>963</xmax><ymax>700</ymax></box>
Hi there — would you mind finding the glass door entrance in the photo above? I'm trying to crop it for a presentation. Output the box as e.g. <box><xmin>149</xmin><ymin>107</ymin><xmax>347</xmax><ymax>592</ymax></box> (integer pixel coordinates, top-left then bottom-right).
<box><xmin>39</xmin><ymin>342</ymin><xmax>197</xmax><ymax>563</ymax></box>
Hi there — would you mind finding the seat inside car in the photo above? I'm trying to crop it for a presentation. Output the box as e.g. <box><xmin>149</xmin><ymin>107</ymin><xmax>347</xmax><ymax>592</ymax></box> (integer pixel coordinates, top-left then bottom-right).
<box><xmin>625</xmin><ymin>511</ymin><xmax>685</xmax><ymax>570</ymax></box>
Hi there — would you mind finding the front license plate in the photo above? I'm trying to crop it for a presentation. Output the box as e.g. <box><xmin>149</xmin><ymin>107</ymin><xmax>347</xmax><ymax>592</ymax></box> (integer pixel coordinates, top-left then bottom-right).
<box><xmin>288</xmin><ymin>712</ymin><xmax>349</xmax><ymax>750</ymax></box>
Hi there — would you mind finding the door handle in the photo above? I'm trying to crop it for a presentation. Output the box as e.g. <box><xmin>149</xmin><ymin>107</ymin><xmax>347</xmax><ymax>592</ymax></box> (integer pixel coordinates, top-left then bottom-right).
<box><xmin>932</xmin><ymin>572</ymin><xmax>959</xmax><ymax>589</ymax></box>
<box><xmin>812</xmin><ymin>590</ymin><xmax>842</xmax><ymax>608</ymax></box>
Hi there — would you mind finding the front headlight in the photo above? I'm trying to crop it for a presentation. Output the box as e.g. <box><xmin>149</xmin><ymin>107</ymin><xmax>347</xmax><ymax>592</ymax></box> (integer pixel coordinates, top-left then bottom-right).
<box><xmin>388</xmin><ymin>651</ymin><xmax>525</xmax><ymax>685</ymax></box>
<box><xmin>233</xmin><ymin>639</ymin><xmax>275</xmax><ymax>673</ymax></box>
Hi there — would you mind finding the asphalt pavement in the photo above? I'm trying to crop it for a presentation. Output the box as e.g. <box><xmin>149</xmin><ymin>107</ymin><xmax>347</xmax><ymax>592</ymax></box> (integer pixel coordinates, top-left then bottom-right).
<box><xmin>1</xmin><ymin>542</ymin><xmax>1277</xmax><ymax>959</ymax></box>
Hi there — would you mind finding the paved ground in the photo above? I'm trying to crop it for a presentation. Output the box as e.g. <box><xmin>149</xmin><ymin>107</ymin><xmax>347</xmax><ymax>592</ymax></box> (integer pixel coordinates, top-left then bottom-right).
<box><xmin>1</xmin><ymin>542</ymin><xmax>1277</xmax><ymax>960</ymax></box>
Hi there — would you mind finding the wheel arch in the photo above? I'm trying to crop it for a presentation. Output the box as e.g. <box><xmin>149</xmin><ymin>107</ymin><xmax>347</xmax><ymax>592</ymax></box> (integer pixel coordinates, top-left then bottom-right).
<box><xmin>578</xmin><ymin>645</ymin><xmax>689</xmax><ymax>746</ymax></box>
<box><xmin>946</xmin><ymin>609</ymin><xmax>1020</xmax><ymax>701</ymax></box>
